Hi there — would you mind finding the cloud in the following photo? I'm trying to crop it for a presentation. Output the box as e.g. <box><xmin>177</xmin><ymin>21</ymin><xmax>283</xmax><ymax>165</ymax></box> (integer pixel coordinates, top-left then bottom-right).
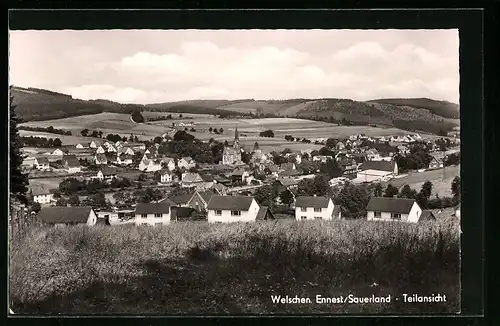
<box><xmin>9</xmin><ymin>30</ymin><xmax>459</xmax><ymax>104</ymax></box>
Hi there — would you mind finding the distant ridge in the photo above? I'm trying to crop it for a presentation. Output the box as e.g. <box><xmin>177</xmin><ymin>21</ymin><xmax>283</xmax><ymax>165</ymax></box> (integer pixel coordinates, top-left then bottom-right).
<box><xmin>10</xmin><ymin>86</ymin><xmax>460</xmax><ymax>135</ymax></box>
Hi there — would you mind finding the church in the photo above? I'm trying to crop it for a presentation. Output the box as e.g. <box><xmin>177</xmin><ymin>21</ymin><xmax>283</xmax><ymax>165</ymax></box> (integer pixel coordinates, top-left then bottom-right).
<box><xmin>222</xmin><ymin>127</ymin><xmax>243</xmax><ymax>165</ymax></box>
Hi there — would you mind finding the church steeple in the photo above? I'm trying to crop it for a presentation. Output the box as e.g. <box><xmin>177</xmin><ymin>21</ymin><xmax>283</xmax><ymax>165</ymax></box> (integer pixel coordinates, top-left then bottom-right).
<box><xmin>233</xmin><ymin>126</ymin><xmax>240</xmax><ymax>149</ymax></box>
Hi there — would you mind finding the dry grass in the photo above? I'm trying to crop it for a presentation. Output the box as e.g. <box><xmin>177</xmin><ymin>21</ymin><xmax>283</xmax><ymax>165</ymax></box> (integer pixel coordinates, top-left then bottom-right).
<box><xmin>10</xmin><ymin>218</ymin><xmax>460</xmax><ymax>314</ymax></box>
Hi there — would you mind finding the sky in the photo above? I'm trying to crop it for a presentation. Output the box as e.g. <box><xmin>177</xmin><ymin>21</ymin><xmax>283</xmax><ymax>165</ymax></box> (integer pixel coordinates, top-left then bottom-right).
<box><xmin>9</xmin><ymin>29</ymin><xmax>459</xmax><ymax>104</ymax></box>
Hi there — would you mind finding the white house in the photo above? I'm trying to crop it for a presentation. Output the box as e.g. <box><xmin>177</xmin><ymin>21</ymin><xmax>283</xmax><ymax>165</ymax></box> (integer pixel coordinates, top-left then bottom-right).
<box><xmin>134</xmin><ymin>201</ymin><xmax>174</xmax><ymax>226</ymax></box>
<box><xmin>95</xmin><ymin>153</ymin><xmax>108</xmax><ymax>165</ymax></box>
<box><xmin>96</xmin><ymin>167</ymin><xmax>118</xmax><ymax>182</ymax></box>
<box><xmin>31</xmin><ymin>186</ymin><xmax>54</xmax><ymax>205</ymax></box>
<box><xmin>356</xmin><ymin>161</ymin><xmax>398</xmax><ymax>183</ymax></box>
<box><xmin>159</xmin><ymin>170</ymin><xmax>174</xmax><ymax>184</ymax></box>
<box><xmin>294</xmin><ymin>196</ymin><xmax>341</xmax><ymax>221</ymax></box>
<box><xmin>96</xmin><ymin>146</ymin><xmax>106</xmax><ymax>154</ymax></box>
<box><xmin>139</xmin><ymin>158</ymin><xmax>162</xmax><ymax>172</ymax></box>
<box><xmin>89</xmin><ymin>141</ymin><xmax>99</xmax><ymax>149</ymax></box>
<box><xmin>106</xmin><ymin>144</ymin><xmax>117</xmax><ymax>153</ymax></box>
<box><xmin>206</xmin><ymin>195</ymin><xmax>261</xmax><ymax>223</ymax></box>
<box><xmin>117</xmin><ymin>154</ymin><xmax>133</xmax><ymax>166</ymax></box>
<box><xmin>178</xmin><ymin>157</ymin><xmax>196</xmax><ymax>170</ymax></box>
<box><xmin>118</xmin><ymin>147</ymin><xmax>135</xmax><ymax>156</ymax></box>
<box><xmin>51</xmin><ymin>149</ymin><xmax>64</xmax><ymax>156</ymax></box>
<box><xmin>75</xmin><ymin>143</ymin><xmax>87</xmax><ymax>149</ymax></box>
<box><xmin>38</xmin><ymin>206</ymin><xmax>98</xmax><ymax>227</ymax></box>
<box><xmin>34</xmin><ymin>157</ymin><xmax>50</xmax><ymax>170</ymax></box>
<box><xmin>62</xmin><ymin>155</ymin><xmax>81</xmax><ymax>174</ymax></box>
<box><xmin>161</xmin><ymin>157</ymin><xmax>177</xmax><ymax>171</ymax></box>
<box><xmin>366</xmin><ymin>197</ymin><xmax>423</xmax><ymax>223</ymax></box>
<box><xmin>312</xmin><ymin>155</ymin><xmax>332</xmax><ymax>163</ymax></box>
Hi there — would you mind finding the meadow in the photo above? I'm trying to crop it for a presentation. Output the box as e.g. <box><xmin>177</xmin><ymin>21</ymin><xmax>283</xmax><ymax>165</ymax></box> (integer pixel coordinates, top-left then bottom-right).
<box><xmin>384</xmin><ymin>165</ymin><xmax>460</xmax><ymax>198</ymax></box>
<box><xmin>9</xmin><ymin>218</ymin><xmax>460</xmax><ymax>314</ymax></box>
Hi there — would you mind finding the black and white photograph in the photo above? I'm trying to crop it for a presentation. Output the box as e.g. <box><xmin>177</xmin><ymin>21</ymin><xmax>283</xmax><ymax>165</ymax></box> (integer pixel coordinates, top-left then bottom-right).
<box><xmin>9</xmin><ymin>27</ymin><xmax>462</xmax><ymax>314</ymax></box>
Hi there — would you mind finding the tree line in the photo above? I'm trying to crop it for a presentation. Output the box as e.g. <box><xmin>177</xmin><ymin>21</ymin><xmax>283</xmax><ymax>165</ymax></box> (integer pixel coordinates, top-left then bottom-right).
<box><xmin>22</xmin><ymin>136</ymin><xmax>62</xmax><ymax>148</ymax></box>
<box><xmin>18</xmin><ymin>125</ymin><xmax>72</xmax><ymax>136</ymax></box>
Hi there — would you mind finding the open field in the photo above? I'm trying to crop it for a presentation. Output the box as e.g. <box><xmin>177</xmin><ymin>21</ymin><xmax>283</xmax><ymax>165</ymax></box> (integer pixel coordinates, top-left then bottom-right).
<box><xmin>19</xmin><ymin>131</ymin><xmax>101</xmax><ymax>146</ymax></box>
<box><xmin>383</xmin><ymin>165</ymin><xmax>460</xmax><ymax>197</ymax></box>
<box><xmin>29</xmin><ymin>177</ymin><xmax>66</xmax><ymax>190</ymax></box>
<box><xmin>10</xmin><ymin>218</ymin><xmax>459</xmax><ymax>314</ymax></box>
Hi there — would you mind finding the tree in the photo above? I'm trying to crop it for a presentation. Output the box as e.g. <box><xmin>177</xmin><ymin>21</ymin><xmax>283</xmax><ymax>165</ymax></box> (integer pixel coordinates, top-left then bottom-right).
<box><xmin>53</xmin><ymin>138</ymin><xmax>62</xmax><ymax>147</ymax></box>
<box><xmin>129</xmin><ymin>134</ymin><xmax>135</xmax><ymax>142</ymax></box>
<box><xmin>373</xmin><ymin>183</ymin><xmax>383</xmax><ymax>197</ymax></box>
<box><xmin>91</xmin><ymin>130</ymin><xmax>99</xmax><ymax>138</ymax></box>
<box><xmin>179</xmin><ymin>114</ymin><xmax>183</xmax><ymax>118</ymax></box>
<box><xmin>219</xmin><ymin>128</ymin><xmax>224</xmax><ymax>134</ymax></box>
<box><xmin>131</xmin><ymin>110</ymin><xmax>145</xmax><ymax>123</ymax></box>
<box><xmin>209</xmin><ymin>127</ymin><xmax>213</xmax><ymax>134</ymax></box>
<box><xmin>398</xmin><ymin>184</ymin><xmax>417</xmax><ymax>199</ymax></box>
<box><xmin>80</xmin><ymin>129</ymin><xmax>89</xmax><ymax>137</ymax></box>
<box><xmin>56</xmin><ymin>197</ymin><xmax>68</xmax><ymax>206</ymax></box>
<box><xmin>68</xmin><ymin>194</ymin><xmax>80</xmax><ymax>206</ymax></box>
<box><xmin>254</xmin><ymin>185</ymin><xmax>278</xmax><ymax>208</ymax></box>
<box><xmin>254</xmin><ymin>142</ymin><xmax>260</xmax><ymax>151</ymax></box>
<box><xmin>335</xmin><ymin>183</ymin><xmax>371</xmax><ymax>219</ymax></box>
<box><xmin>9</xmin><ymin>87</ymin><xmax>29</xmax><ymax>204</ymax></box>
<box><xmin>31</xmin><ymin>202</ymin><xmax>41</xmax><ymax>213</ymax></box>
<box><xmin>320</xmin><ymin>158</ymin><xmax>343</xmax><ymax>179</ymax></box>
<box><xmin>153</xmin><ymin>136</ymin><xmax>163</xmax><ymax>144</ymax></box>
<box><xmin>384</xmin><ymin>184</ymin><xmax>399</xmax><ymax>198</ymax></box>
<box><xmin>421</xmin><ymin>181</ymin><xmax>433</xmax><ymax>199</ymax></box>
<box><xmin>259</xmin><ymin>130</ymin><xmax>275</xmax><ymax>138</ymax></box>
<box><xmin>279</xmin><ymin>190</ymin><xmax>294</xmax><ymax>207</ymax></box>
<box><xmin>451</xmin><ymin>176</ymin><xmax>461</xmax><ymax>202</ymax></box>
<box><xmin>297</xmin><ymin>175</ymin><xmax>330</xmax><ymax>197</ymax></box>
<box><xmin>98</xmin><ymin>131</ymin><xmax>103</xmax><ymax>138</ymax></box>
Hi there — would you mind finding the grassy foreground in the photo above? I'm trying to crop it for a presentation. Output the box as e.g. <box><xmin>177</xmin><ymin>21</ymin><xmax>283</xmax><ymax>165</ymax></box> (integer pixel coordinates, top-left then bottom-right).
<box><xmin>9</xmin><ymin>218</ymin><xmax>460</xmax><ymax>314</ymax></box>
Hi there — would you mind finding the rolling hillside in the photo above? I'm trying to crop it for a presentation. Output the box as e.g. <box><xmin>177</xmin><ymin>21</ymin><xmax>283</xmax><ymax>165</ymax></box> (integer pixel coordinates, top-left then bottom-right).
<box><xmin>11</xmin><ymin>86</ymin><xmax>459</xmax><ymax>135</ymax></box>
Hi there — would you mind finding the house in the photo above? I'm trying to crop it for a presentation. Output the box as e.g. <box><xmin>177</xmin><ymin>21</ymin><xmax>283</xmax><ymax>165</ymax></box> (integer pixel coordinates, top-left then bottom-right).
<box><xmin>454</xmin><ymin>204</ymin><xmax>461</xmax><ymax>218</ymax></box>
<box><xmin>366</xmin><ymin>197</ymin><xmax>423</xmax><ymax>223</ymax></box>
<box><xmin>329</xmin><ymin>177</ymin><xmax>349</xmax><ymax>187</ymax></box>
<box><xmin>118</xmin><ymin>146</ymin><xmax>135</xmax><ymax>156</ymax></box>
<box><xmin>159</xmin><ymin>169</ymin><xmax>174</xmax><ymax>184</ymax></box>
<box><xmin>312</xmin><ymin>155</ymin><xmax>332</xmax><ymax>163</ymax></box>
<box><xmin>206</xmin><ymin>195</ymin><xmax>261</xmax><ymax>223</ymax></box>
<box><xmin>89</xmin><ymin>141</ymin><xmax>99</xmax><ymax>149</ymax></box>
<box><xmin>75</xmin><ymin>143</ymin><xmax>88</xmax><ymax>149</ymax></box>
<box><xmin>134</xmin><ymin>201</ymin><xmax>174</xmax><ymax>226</ymax></box>
<box><xmin>231</xmin><ymin>168</ymin><xmax>250</xmax><ymax>183</ymax></box>
<box><xmin>38</xmin><ymin>206</ymin><xmax>98</xmax><ymax>227</ymax></box>
<box><xmin>51</xmin><ymin>148</ymin><xmax>64</xmax><ymax>156</ymax></box>
<box><xmin>397</xmin><ymin>145</ymin><xmax>410</xmax><ymax>155</ymax></box>
<box><xmin>34</xmin><ymin>157</ymin><xmax>50</xmax><ymax>170</ymax></box>
<box><xmin>167</xmin><ymin>193</ymin><xmax>194</xmax><ymax>207</ymax></box>
<box><xmin>265</xmin><ymin>164</ymin><xmax>280</xmax><ymax>178</ymax></box>
<box><xmin>428</xmin><ymin>157</ymin><xmax>444</xmax><ymax>170</ymax></box>
<box><xmin>280</xmin><ymin>162</ymin><xmax>296</xmax><ymax>171</ymax></box>
<box><xmin>95</xmin><ymin>153</ymin><xmax>108</xmax><ymax>165</ymax></box>
<box><xmin>117</xmin><ymin>154</ymin><xmax>133</xmax><ymax>166</ymax></box>
<box><xmin>256</xmin><ymin>206</ymin><xmax>276</xmax><ymax>221</ymax></box>
<box><xmin>178</xmin><ymin>157</ymin><xmax>196</xmax><ymax>170</ymax></box>
<box><xmin>144</xmin><ymin>146</ymin><xmax>158</xmax><ymax>155</ymax></box>
<box><xmin>419</xmin><ymin>210</ymin><xmax>437</xmax><ymax>221</ymax></box>
<box><xmin>22</xmin><ymin>156</ymin><xmax>37</xmax><ymax>169</ymax></box>
<box><xmin>275</xmin><ymin>176</ymin><xmax>299</xmax><ymax>189</ymax></box>
<box><xmin>96</xmin><ymin>167</ymin><xmax>118</xmax><ymax>182</ymax></box>
<box><xmin>139</xmin><ymin>158</ymin><xmax>162</xmax><ymax>172</ymax></box>
<box><xmin>186</xmin><ymin>189</ymin><xmax>221</xmax><ymax>212</ymax></box>
<box><xmin>251</xmin><ymin>151</ymin><xmax>269</xmax><ymax>164</ymax></box>
<box><xmin>105</xmin><ymin>152</ymin><xmax>118</xmax><ymax>164</ymax></box>
<box><xmin>96</xmin><ymin>146</ymin><xmax>106</xmax><ymax>154</ymax></box>
<box><xmin>294</xmin><ymin>196</ymin><xmax>338</xmax><ymax>221</ymax></box>
<box><xmin>161</xmin><ymin>157</ymin><xmax>177</xmax><ymax>171</ymax></box>
<box><xmin>62</xmin><ymin>155</ymin><xmax>81</xmax><ymax>173</ymax></box>
<box><xmin>356</xmin><ymin>160</ymin><xmax>398</xmax><ymax>183</ymax></box>
<box><xmin>106</xmin><ymin>144</ymin><xmax>117</xmax><ymax>153</ymax></box>
<box><xmin>366</xmin><ymin>149</ymin><xmax>381</xmax><ymax>161</ymax></box>
<box><xmin>171</xmin><ymin>206</ymin><xmax>203</xmax><ymax>222</ymax></box>
<box><xmin>31</xmin><ymin>186</ymin><xmax>54</xmax><ymax>205</ymax></box>
<box><xmin>279</xmin><ymin>168</ymin><xmax>302</xmax><ymax>177</ymax></box>
<box><xmin>336</xmin><ymin>142</ymin><xmax>345</xmax><ymax>150</ymax></box>
<box><xmin>181</xmin><ymin>172</ymin><xmax>204</xmax><ymax>186</ymax></box>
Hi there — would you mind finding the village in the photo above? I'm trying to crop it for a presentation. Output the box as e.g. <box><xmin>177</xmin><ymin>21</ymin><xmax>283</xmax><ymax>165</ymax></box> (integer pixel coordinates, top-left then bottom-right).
<box><xmin>23</xmin><ymin>124</ymin><xmax>461</xmax><ymax>228</ymax></box>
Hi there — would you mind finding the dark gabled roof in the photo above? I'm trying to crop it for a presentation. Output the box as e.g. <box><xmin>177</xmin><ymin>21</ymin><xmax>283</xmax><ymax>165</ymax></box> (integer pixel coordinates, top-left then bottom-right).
<box><xmin>332</xmin><ymin>205</ymin><xmax>342</xmax><ymax>219</ymax></box>
<box><xmin>63</xmin><ymin>155</ymin><xmax>80</xmax><ymax>167</ymax></box>
<box><xmin>419</xmin><ymin>210</ymin><xmax>436</xmax><ymax>222</ymax></box>
<box><xmin>360</xmin><ymin>160</ymin><xmax>395</xmax><ymax>172</ymax></box>
<box><xmin>276</xmin><ymin>177</ymin><xmax>298</xmax><ymax>187</ymax></box>
<box><xmin>169</xmin><ymin>194</ymin><xmax>193</xmax><ymax>205</ymax></box>
<box><xmin>135</xmin><ymin>202</ymin><xmax>172</xmax><ymax>214</ymax></box>
<box><xmin>171</xmin><ymin>207</ymin><xmax>202</xmax><ymax>221</ymax></box>
<box><xmin>256</xmin><ymin>206</ymin><xmax>275</xmax><ymax>220</ymax></box>
<box><xmin>194</xmin><ymin>190</ymin><xmax>218</xmax><ymax>205</ymax></box>
<box><xmin>295</xmin><ymin>196</ymin><xmax>330</xmax><ymax>209</ymax></box>
<box><xmin>231</xmin><ymin>168</ymin><xmax>246</xmax><ymax>176</ymax></box>
<box><xmin>366</xmin><ymin>197</ymin><xmax>416</xmax><ymax>214</ymax></box>
<box><xmin>207</xmin><ymin>195</ymin><xmax>254</xmax><ymax>211</ymax></box>
<box><xmin>38</xmin><ymin>206</ymin><xmax>94</xmax><ymax>224</ymax></box>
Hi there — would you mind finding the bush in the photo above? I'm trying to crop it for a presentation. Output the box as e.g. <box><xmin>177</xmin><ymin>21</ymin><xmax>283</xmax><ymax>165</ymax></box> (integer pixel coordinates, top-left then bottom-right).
<box><xmin>9</xmin><ymin>219</ymin><xmax>460</xmax><ymax>314</ymax></box>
